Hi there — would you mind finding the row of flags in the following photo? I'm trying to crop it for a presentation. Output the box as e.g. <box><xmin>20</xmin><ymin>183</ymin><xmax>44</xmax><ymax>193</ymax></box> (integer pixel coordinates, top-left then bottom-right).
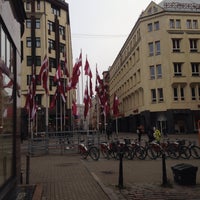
<box><xmin>24</xmin><ymin>51</ymin><xmax>120</xmax><ymax>123</ymax></box>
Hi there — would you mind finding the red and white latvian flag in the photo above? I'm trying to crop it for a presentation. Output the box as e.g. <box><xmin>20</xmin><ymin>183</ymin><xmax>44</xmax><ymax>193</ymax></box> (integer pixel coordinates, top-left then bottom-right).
<box><xmin>112</xmin><ymin>93</ymin><xmax>119</xmax><ymax>117</ymax></box>
<box><xmin>38</xmin><ymin>55</ymin><xmax>49</xmax><ymax>94</ymax></box>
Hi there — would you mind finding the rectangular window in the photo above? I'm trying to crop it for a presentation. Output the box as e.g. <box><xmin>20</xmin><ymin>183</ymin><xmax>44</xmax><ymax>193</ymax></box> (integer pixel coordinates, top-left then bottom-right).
<box><xmin>172</xmin><ymin>39</ymin><xmax>181</xmax><ymax>52</ymax></box>
<box><xmin>155</xmin><ymin>41</ymin><xmax>160</xmax><ymax>55</ymax></box>
<box><xmin>151</xmin><ymin>89</ymin><xmax>156</xmax><ymax>103</ymax></box>
<box><xmin>169</xmin><ymin>19</ymin><xmax>175</xmax><ymax>28</ymax></box>
<box><xmin>191</xmin><ymin>63</ymin><xmax>199</xmax><ymax>76</ymax></box>
<box><xmin>154</xmin><ymin>21</ymin><xmax>159</xmax><ymax>30</ymax></box>
<box><xmin>35</xmin><ymin>37</ymin><xmax>41</xmax><ymax>48</ymax></box>
<box><xmin>186</xmin><ymin>20</ymin><xmax>192</xmax><ymax>29</ymax></box>
<box><xmin>148</xmin><ymin>23</ymin><xmax>153</xmax><ymax>32</ymax></box>
<box><xmin>190</xmin><ymin>39</ymin><xmax>198</xmax><ymax>52</ymax></box>
<box><xmin>149</xmin><ymin>42</ymin><xmax>154</xmax><ymax>56</ymax></box>
<box><xmin>26</xmin><ymin>2</ymin><xmax>31</xmax><ymax>10</ymax></box>
<box><xmin>37</xmin><ymin>0</ymin><xmax>40</xmax><ymax>10</ymax></box>
<box><xmin>26</xmin><ymin>19</ymin><xmax>31</xmax><ymax>28</ymax></box>
<box><xmin>150</xmin><ymin>66</ymin><xmax>155</xmax><ymax>79</ymax></box>
<box><xmin>48</xmin><ymin>39</ymin><xmax>55</xmax><ymax>50</ymax></box>
<box><xmin>26</xmin><ymin>37</ymin><xmax>31</xmax><ymax>47</ymax></box>
<box><xmin>48</xmin><ymin>21</ymin><xmax>55</xmax><ymax>32</ymax></box>
<box><xmin>193</xmin><ymin>20</ymin><xmax>198</xmax><ymax>29</ymax></box>
<box><xmin>36</xmin><ymin>56</ymin><xmax>41</xmax><ymax>66</ymax></box>
<box><xmin>180</xmin><ymin>87</ymin><xmax>185</xmax><ymax>100</ymax></box>
<box><xmin>176</xmin><ymin>19</ymin><xmax>181</xmax><ymax>28</ymax></box>
<box><xmin>174</xmin><ymin>63</ymin><xmax>182</xmax><ymax>76</ymax></box>
<box><xmin>36</xmin><ymin>19</ymin><xmax>40</xmax><ymax>29</ymax></box>
<box><xmin>191</xmin><ymin>87</ymin><xmax>196</xmax><ymax>100</ymax></box>
<box><xmin>27</xmin><ymin>56</ymin><xmax>32</xmax><ymax>66</ymax></box>
<box><xmin>158</xmin><ymin>88</ymin><xmax>163</xmax><ymax>102</ymax></box>
<box><xmin>156</xmin><ymin>64</ymin><xmax>162</xmax><ymax>78</ymax></box>
<box><xmin>173</xmin><ymin>87</ymin><xmax>178</xmax><ymax>101</ymax></box>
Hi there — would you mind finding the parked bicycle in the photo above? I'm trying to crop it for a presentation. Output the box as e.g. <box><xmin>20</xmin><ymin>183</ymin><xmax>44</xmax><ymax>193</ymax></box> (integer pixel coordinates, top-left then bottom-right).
<box><xmin>188</xmin><ymin>141</ymin><xmax>200</xmax><ymax>159</ymax></box>
<box><xmin>78</xmin><ymin>140</ymin><xmax>100</xmax><ymax>161</ymax></box>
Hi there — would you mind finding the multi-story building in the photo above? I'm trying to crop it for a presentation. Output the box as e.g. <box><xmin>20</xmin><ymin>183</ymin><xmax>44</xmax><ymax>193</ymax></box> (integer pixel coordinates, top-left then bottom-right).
<box><xmin>109</xmin><ymin>0</ymin><xmax>200</xmax><ymax>134</ymax></box>
<box><xmin>21</xmin><ymin>0</ymin><xmax>73</xmax><ymax>136</ymax></box>
<box><xmin>0</xmin><ymin>0</ymin><xmax>26</xmax><ymax>198</ymax></box>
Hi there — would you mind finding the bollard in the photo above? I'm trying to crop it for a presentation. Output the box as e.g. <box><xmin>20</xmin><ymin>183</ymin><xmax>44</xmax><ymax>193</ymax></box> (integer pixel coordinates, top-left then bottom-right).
<box><xmin>26</xmin><ymin>155</ymin><xmax>30</xmax><ymax>184</ymax></box>
<box><xmin>118</xmin><ymin>150</ymin><xmax>124</xmax><ymax>189</ymax></box>
<box><xmin>162</xmin><ymin>152</ymin><xmax>168</xmax><ymax>185</ymax></box>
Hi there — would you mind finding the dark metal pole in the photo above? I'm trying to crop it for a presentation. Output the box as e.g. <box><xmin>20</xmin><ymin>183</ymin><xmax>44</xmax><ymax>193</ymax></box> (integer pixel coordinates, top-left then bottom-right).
<box><xmin>118</xmin><ymin>151</ymin><xmax>124</xmax><ymax>189</ymax></box>
<box><xmin>26</xmin><ymin>155</ymin><xmax>30</xmax><ymax>184</ymax></box>
<box><xmin>162</xmin><ymin>152</ymin><xmax>168</xmax><ymax>185</ymax></box>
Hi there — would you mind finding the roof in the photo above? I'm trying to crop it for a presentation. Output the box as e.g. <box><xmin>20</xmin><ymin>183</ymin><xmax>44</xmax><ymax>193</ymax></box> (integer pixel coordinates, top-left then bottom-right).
<box><xmin>159</xmin><ymin>0</ymin><xmax>200</xmax><ymax>12</ymax></box>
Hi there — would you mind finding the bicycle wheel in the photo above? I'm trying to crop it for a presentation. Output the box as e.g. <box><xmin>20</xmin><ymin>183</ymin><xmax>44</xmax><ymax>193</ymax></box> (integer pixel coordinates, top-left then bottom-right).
<box><xmin>89</xmin><ymin>147</ymin><xmax>100</xmax><ymax>161</ymax></box>
<box><xmin>190</xmin><ymin>146</ymin><xmax>200</xmax><ymax>159</ymax></box>
<box><xmin>135</xmin><ymin>146</ymin><xmax>147</xmax><ymax>160</ymax></box>
<box><xmin>166</xmin><ymin>145</ymin><xmax>179</xmax><ymax>159</ymax></box>
<box><xmin>101</xmin><ymin>148</ymin><xmax>109</xmax><ymax>159</ymax></box>
<box><xmin>179</xmin><ymin>145</ymin><xmax>190</xmax><ymax>159</ymax></box>
<box><xmin>147</xmin><ymin>147</ymin><xmax>159</xmax><ymax>159</ymax></box>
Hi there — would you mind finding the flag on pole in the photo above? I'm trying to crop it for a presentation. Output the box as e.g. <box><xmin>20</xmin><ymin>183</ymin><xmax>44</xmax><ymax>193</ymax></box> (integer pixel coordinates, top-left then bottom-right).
<box><xmin>112</xmin><ymin>93</ymin><xmax>119</xmax><ymax>117</ymax></box>
<box><xmin>83</xmin><ymin>81</ymin><xmax>90</xmax><ymax>119</ymax></box>
<box><xmin>66</xmin><ymin>52</ymin><xmax>82</xmax><ymax>91</ymax></box>
<box><xmin>63</xmin><ymin>52</ymin><xmax>69</xmax><ymax>77</ymax></box>
<box><xmin>72</xmin><ymin>99</ymin><xmax>77</xmax><ymax>116</ymax></box>
<box><xmin>84</xmin><ymin>57</ymin><xmax>92</xmax><ymax>78</ymax></box>
<box><xmin>38</xmin><ymin>55</ymin><xmax>49</xmax><ymax>94</ymax></box>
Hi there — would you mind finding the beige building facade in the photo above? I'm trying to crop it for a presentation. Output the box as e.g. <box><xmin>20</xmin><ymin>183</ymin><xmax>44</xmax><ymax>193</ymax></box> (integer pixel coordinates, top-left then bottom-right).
<box><xmin>109</xmin><ymin>0</ymin><xmax>200</xmax><ymax>134</ymax></box>
<box><xmin>21</xmin><ymin>0</ymin><xmax>73</xmax><ymax>136</ymax></box>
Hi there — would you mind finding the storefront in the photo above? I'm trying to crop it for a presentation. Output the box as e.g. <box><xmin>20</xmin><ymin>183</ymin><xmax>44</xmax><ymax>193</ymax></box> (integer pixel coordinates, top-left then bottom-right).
<box><xmin>0</xmin><ymin>0</ymin><xmax>25</xmax><ymax>199</ymax></box>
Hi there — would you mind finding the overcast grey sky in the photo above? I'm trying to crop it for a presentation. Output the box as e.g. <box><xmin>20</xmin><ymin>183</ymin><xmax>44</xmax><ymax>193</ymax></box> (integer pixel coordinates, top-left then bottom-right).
<box><xmin>66</xmin><ymin>0</ymin><xmax>160</xmax><ymax>102</ymax></box>
<box><xmin>67</xmin><ymin>0</ymin><xmax>160</xmax><ymax>75</ymax></box>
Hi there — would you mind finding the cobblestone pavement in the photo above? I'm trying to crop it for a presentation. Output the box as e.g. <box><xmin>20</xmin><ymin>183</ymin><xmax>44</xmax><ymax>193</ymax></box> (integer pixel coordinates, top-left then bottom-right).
<box><xmin>21</xmin><ymin>133</ymin><xmax>200</xmax><ymax>200</ymax></box>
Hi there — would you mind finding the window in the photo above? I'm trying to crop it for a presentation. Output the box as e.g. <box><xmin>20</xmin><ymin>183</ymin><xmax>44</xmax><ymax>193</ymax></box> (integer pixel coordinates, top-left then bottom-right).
<box><xmin>151</xmin><ymin>89</ymin><xmax>156</xmax><ymax>103</ymax></box>
<box><xmin>26</xmin><ymin>37</ymin><xmax>31</xmax><ymax>47</ymax></box>
<box><xmin>48</xmin><ymin>21</ymin><xmax>55</xmax><ymax>32</ymax></box>
<box><xmin>193</xmin><ymin>20</ymin><xmax>198</xmax><ymax>29</ymax></box>
<box><xmin>173</xmin><ymin>87</ymin><xmax>178</xmax><ymax>101</ymax></box>
<box><xmin>180</xmin><ymin>87</ymin><xmax>185</xmax><ymax>100</ymax></box>
<box><xmin>176</xmin><ymin>19</ymin><xmax>181</xmax><ymax>28</ymax></box>
<box><xmin>190</xmin><ymin>39</ymin><xmax>198</xmax><ymax>52</ymax></box>
<box><xmin>191</xmin><ymin>87</ymin><xmax>196</xmax><ymax>100</ymax></box>
<box><xmin>155</xmin><ymin>41</ymin><xmax>160</xmax><ymax>55</ymax></box>
<box><xmin>48</xmin><ymin>39</ymin><xmax>55</xmax><ymax>50</ymax></box>
<box><xmin>149</xmin><ymin>42</ymin><xmax>154</xmax><ymax>56</ymax></box>
<box><xmin>26</xmin><ymin>19</ymin><xmax>31</xmax><ymax>28</ymax></box>
<box><xmin>154</xmin><ymin>21</ymin><xmax>159</xmax><ymax>30</ymax></box>
<box><xmin>156</xmin><ymin>64</ymin><xmax>162</xmax><ymax>78</ymax></box>
<box><xmin>150</xmin><ymin>66</ymin><xmax>155</xmax><ymax>79</ymax></box>
<box><xmin>36</xmin><ymin>56</ymin><xmax>41</xmax><ymax>66</ymax></box>
<box><xmin>59</xmin><ymin>25</ymin><xmax>65</xmax><ymax>35</ymax></box>
<box><xmin>186</xmin><ymin>20</ymin><xmax>192</xmax><ymax>29</ymax></box>
<box><xmin>174</xmin><ymin>63</ymin><xmax>182</xmax><ymax>76</ymax></box>
<box><xmin>37</xmin><ymin>0</ymin><xmax>40</xmax><ymax>10</ymax></box>
<box><xmin>49</xmin><ymin>57</ymin><xmax>56</xmax><ymax>72</ymax></box>
<box><xmin>148</xmin><ymin>23</ymin><xmax>153</xmax><ymax>32</ymax></box>
<box><xmin>36</xmin><ymin>19</ymin><xmax>40</xmax><ymax>29</ymax></box>
<box><xmin>169</xmin><ymin>19</ymin><xmax>175</xmax><ymax>28</ymax></box>
<box><xmin>26</xmin><ymin>2</ymin><xmax>31</xmax><ymax>10</ymax></box>
<box><xmin>60</xmin><ymin>43</ymin><xmax>65</xmax><ymax>54</ymax></box>
<box><xmin>172</xmin><ymin>39</ymin><xmax>181</xmax><ymax>52</ymax></box>
<box><xmin>191</xmin><ymin>63</ymin><xmax>199</xmax><ymax>76</ymax></box>
<box><xmin>158</xmin><ymin>88</ymin><xmax>163</xmax><ymax>102</ymax></box>
<box><xmin>52</xmin><ymin>6</ymin><xmax>60</xmax><ymax>16</ymax></box>
<box><xmin>35</xmin><ymin>37</ymin><xmax>41</xmax><ymax>48</ymax></box>
<box><xmin>27</xmin><ymin>56</ymin><xmax>32</xmax><ymax>66</ymax></box>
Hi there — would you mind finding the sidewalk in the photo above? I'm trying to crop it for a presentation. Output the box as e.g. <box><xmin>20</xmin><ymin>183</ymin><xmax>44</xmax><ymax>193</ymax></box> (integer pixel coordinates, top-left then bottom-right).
<box><xmin>21</xmin><ymin>133</ymin><xmax>200</xmax><ymax>200</ymax></box>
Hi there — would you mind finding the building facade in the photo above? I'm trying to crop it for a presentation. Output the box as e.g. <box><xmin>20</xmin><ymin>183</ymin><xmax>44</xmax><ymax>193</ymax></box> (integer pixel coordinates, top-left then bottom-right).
<box><xmin>109</xmin><ymin>0</ymin><xmax>200</xmax><ymax>134</ymax></box>
<box><xmin>0</xmin><ymin>0</ymin><xmax>26</xmax><ymax>199</ymax></box>
<box><xmin>21</xmin><ymin>0</ymin><xmax>73</xmax><ymax>137</ymax></box>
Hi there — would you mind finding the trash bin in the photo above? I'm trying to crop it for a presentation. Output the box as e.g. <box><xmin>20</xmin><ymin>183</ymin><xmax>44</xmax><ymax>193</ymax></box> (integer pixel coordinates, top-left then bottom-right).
<box><xmin>171</xmin><ymin>163</ymin><xmax>198</xmax><ymax>185</ymax></box>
